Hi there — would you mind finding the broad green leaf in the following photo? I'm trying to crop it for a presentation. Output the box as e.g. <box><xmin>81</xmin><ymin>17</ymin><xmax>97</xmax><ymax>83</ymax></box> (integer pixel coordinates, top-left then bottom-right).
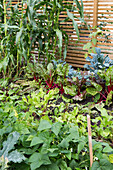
<box><xmin>66</xmin><ymin>126</ymin><xmax>79</xmax><ymax>142</ymax></box>
<box><xmin>30</xmin><ymin>137</ymin><xmax>44</xmax><ymax>147</ymax></box>
<box><xmin>66</xmin><ymin>9</ymin><xmax>79</xmax><ymax>39</ymax></box>
<box><xmin>65</xmin><ymin>150</ymin><xmax>71</xmax><ymax>160</ymax></box>
<box><xmin>38</xmin><ymin>120</ymin><xmax>52</xmax><ymax>131</ymax></box>
<box><xmin>47</xmin><ymin>63</ymin><xmax>54</xmax><ymax>74</ymax></box>
<box><xmin>29</xmin><ymin>153</ymin><xmax>51</xmax><ymax>170</ymax></box>
<box><xmin>16</xmin><ymin>29</ymin><xmax>22</xmax><ymax>44</ymax></box>
<box><xmin>55</xmin><ymin>29</ymin><xmax>62</xmax><ymax>49</ymax></box>
<box><xmin>64</xmin><ymin>86</ymin><xmax>76</xmax><ymax>96</ymax></box>
<box><xmin>86</xmin><ymin>87</ymin><xmax>98</xmax><ymax>96</ymax></box>
<box><xmin>91</xmin><ymin>82</ymin><xmax>102</xmax><ymax>91</ymax></box>
<box><xmin>51</xmin><ymin>122</ymin><xmax>62</xmax><ymax>136</ymax></box>
<box><xmin>46</xmin><ymin>163</ymin><xmax>59</xmax><ymax>170</ymax></box>
<box><xmin>29</xmin><ymin>152</ymin><xmax>41</xmax><ymax>162</ymax></box>
<box><xmin>92</xmin><ymin>159</ymin><xmax>113</xmax><ymax>170</ymax></box>
<box><xmin>103</xmin><ymin>146</ymin><xmax>113</xmax><ymax>153</ymax></box>
<box><xmin>83</xmin><ymin>42</ymin><xmax>92</xmax><ymax>50</ymax></box>
<box><xmin>92</xmin><ymin>38</ymin><xmax>97</xmax><ymax>46</ymax></box>
<box><xmin>69</xmin><ymin>159</ymin><xmax>79</xmax><ymax>169</ymax></box>
<box><xmin>30</xmin><ymin>161</ymin><xmax>43</xmax><ymax>170</ymax></box>
<box><xmin>59</xmin><ymin>160</ymin><xmax>68</xmax><ymax>170</ymax></box>
<box><xmin>77</xmin><ymin>142</ymin><xmax>85</xmax><ymax>154</ymax></box>
<box><xmin>59</xmin><ymin>139</ymin><xmax>69</xmax><ymax>149</ymax></box>
<box><xmin>109</xmin><ymin>154</ymin><xmax>113</xmax><ymax>163</ymax></box>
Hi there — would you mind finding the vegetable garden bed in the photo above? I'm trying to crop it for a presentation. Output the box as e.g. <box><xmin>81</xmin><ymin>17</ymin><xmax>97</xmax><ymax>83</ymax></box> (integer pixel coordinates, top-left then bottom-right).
<box><xmin>1</xmin><ymin>55</ymin><xmax>113</xmax><ymax>170</ymax></box>
<box><xmin>1</xmin><ymin>0</ymin><xmax>113</xmax><ymax>169</ymax></box>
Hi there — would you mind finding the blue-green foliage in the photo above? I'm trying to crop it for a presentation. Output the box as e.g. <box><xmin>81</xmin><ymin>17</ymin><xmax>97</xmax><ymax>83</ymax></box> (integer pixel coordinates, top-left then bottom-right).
<box><xmin>0</xmin><ymin>132</ymin><xmax>26</xmax><ymax>164</ymax></box>
<box><xmin>84</xmin><ymin>48</ymin><xmax>113</xmax><ymax>75</ymax></box>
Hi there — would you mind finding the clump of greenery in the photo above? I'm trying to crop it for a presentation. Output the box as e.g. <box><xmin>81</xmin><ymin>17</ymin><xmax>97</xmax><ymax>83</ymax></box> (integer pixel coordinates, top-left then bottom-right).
<box><xmin>84</xmin><ymin>47</ymin><xmax>113</xmax><ymax>75</ymax></box>
<box><xmin>0</xmin><ymin>0</ymin><xmax>85</xmax><ymax>78</ymax></box>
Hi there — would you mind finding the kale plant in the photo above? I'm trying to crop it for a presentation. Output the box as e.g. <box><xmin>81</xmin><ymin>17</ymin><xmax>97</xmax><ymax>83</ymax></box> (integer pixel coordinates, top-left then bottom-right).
<box><xmin>84</xmin><ymin>47</ymin><xmax>113</xmax><ymax>75</ymax></box>
<box><xmin>0</xmin><ymin>132</ymin><xmax>26</xmax><ymax>169</ymax></box>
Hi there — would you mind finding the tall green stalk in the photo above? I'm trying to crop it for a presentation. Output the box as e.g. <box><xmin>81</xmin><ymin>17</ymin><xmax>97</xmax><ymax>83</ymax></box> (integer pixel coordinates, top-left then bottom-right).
<box><xmin>3</xmin><ymin>0</ymin><xmax>7</xmax><ymax>37</ymax></box>
<box><xmin>17</xmin><ymin>0</ymin><xmax>24</xmax><ymax>75</ymax></box>
<box><xmin>3</xmin><ymin>0</ymin><xmax>7</xmax><ymax>58</ymax></box>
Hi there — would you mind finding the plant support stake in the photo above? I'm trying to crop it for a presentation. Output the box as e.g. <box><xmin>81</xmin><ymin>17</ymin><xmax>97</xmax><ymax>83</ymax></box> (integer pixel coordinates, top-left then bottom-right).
<box><xmin>87</xmin><ymin>114</ymin><xmax>93</xmax><ymax>167</ymax></box>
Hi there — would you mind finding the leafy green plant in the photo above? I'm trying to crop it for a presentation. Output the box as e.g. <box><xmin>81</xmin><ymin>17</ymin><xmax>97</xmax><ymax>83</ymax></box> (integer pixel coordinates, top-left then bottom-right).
<box><xmin>26</xmin><ymin>61</ymin><xmax>70</xmax><ymax>94</ymax></box>
<box><xmin>86</xmin><ymin>65</ymin><xmax>113</xmax><ymax>103</ymax></box>
<box><xmin>0</xmin><ymin>132</ymin><xmax>26</xmax><ymax>169</ymax></box>
<box><xmin>84</xmin><ymin>47</ymin><xmax>113</xmax><ymax>75</ymax></box>
<box><xmin>83</xmin><ymin>28</ymin><xmax>103</xmax><ymax>58</ymax></box>
<box><xmin>0</xmin><ymin>0</ymin><xmax>85</xmax><ymax>78</ymax></box>
<box><xmin>21</xmin><ymin>120</ymin><xmax>90</xmax><ymax>170</ymax></box>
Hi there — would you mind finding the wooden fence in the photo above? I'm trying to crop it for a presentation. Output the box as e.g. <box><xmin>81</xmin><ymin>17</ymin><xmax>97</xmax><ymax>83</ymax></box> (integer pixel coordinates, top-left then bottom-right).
<box><xmin>5</xmin><ymin>0</ymin><xmax>113</xmax><ymax>68</ymax></box>
<box><xmin>61</xmin><ymin>0</ymin><xmax>113</xmax><ymax>67</ymax></box>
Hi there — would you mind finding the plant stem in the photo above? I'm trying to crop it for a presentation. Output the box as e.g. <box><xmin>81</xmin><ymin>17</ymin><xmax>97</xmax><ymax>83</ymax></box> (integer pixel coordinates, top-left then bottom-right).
<box><xmin>4</xmin><ymin>0</ymin><xmax>7</xmax><ymax>37</ymax></box>
<box><xmin>3</xmin><ymin>0</ymin><xmax>7</xmax><ymax>58</ymax></box>
<box><xmin>99</xmin><ymin>92</ymin><xmax>107</xmax><ymax>100</ymax></box>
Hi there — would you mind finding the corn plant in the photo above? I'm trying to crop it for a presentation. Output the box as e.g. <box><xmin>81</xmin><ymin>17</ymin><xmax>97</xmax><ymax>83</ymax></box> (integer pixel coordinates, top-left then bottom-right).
<box><xmin>0</xmin><ymin>0</ymin><xmax>85</xmax><ymax>78</ymax></box>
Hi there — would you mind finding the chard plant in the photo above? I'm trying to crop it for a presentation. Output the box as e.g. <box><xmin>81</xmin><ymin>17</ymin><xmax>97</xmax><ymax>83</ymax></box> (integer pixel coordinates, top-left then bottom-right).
<box><xmin>86</xmin><ymin>66</ymin><xmax>113</xmax><ymax>104</ymax></box>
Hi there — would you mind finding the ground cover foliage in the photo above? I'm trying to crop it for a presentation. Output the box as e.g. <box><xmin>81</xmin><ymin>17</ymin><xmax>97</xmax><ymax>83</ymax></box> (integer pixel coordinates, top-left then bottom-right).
<box><xmin>1</xmin><ymin>0</ymin><xmax>113</xmax><ymax>169</ymax></box>
<box><xmin>1</xmin><ymin>55</ymin><xmax>113</xmax><ymax>170</ymax></box>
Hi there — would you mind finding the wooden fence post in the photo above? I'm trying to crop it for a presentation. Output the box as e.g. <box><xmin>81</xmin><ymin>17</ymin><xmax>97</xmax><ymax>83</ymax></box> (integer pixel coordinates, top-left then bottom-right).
<box><xmin>87</xmin><ymin>115</ymin><xmax>93</xmax><ymax>168</ymax></box>
<box><xmin>93</xmin><ymin>0</ymin><xmax>98</xmax><ymax>28</ymax></box>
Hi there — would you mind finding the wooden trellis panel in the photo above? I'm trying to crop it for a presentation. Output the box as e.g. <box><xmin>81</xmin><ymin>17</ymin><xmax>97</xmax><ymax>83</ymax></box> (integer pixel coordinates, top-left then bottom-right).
<box><xmin>97</xmin><ymin>0</ymin><xmax>113</xmax><ymax>60</ymax></box>
<box><xmin>60</xmin><ymin>0</ymin><xmax>94</xmax><ymax>67</ymax></box>
<box><xmin>60</xmin><ymin>0</ymin><xmax>113</xmax><ymax>68</ymax></box>
<box><xmin>4</xmin><ymin>0</ymin><xmax>113</xmax><ymax>68</ymax></box>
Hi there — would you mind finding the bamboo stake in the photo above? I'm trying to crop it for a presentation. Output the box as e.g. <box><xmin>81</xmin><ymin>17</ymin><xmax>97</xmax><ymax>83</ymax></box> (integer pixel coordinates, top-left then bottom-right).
<box><xmin>87</xmin><ymin>114</ymin><xmax>93</xmax><ymax>167</ymax></box>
